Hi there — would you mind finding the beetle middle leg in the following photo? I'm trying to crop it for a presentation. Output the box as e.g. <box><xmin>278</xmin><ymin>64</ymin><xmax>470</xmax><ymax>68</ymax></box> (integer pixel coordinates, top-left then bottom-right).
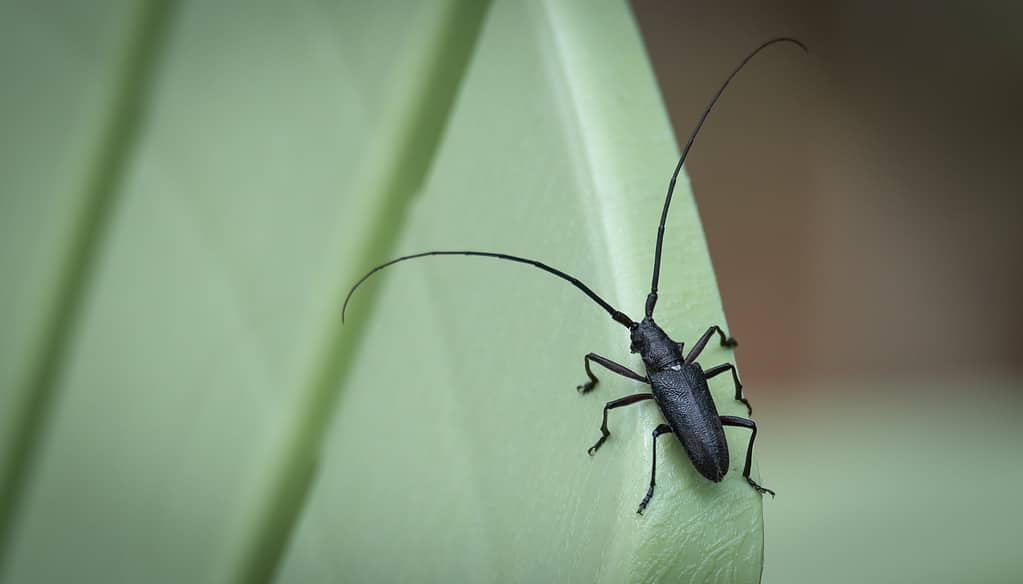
<box><xmin>587</xmin><ymin>393</ymin><xmax>654</xmax><ymax>455</ymax></box>
<box><xmin>637</xmin><ymin>423</ymin><xmax>673</xmax><ymax>515</ymax></box>
<box><xmin>577</xmin><ymin>353</ymin><xmax>648</xmax><ymax>393</ymax></box>
<box><xmin>684</xmin><ymin>325</ymin><xmax>737</xmax><ymax>364</ymax></box>
<box><xmin>720</xmin><ymin>415</ymin><xmax>775</xmax><ymax>496</ymax></box>
<box><xmin>705</xmin><ymin>363</ymin><xmax>751</xmax><ymax>415</ymax></box>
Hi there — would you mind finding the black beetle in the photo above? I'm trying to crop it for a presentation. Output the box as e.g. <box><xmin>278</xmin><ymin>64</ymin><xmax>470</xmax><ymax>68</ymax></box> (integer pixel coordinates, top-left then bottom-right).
<box><xmin>344</xmin><ymin>38</ymin><xmax>805</xmax><ymax>514</ymax></box>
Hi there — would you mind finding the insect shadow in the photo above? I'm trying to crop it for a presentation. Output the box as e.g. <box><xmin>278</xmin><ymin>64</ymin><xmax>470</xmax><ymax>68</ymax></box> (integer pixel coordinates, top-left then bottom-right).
<box><xmin>344</xmin><ymin>37</ymin><xmax>806</xmax><ymax>514</ymax></box>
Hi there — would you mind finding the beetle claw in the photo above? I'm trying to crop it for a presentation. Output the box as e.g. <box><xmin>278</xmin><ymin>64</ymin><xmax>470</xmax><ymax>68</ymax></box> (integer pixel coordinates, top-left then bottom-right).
<box><xmin>746</xmin><ymin>477</ymin><xmax>775</xmax><ymax>497</ymax></box>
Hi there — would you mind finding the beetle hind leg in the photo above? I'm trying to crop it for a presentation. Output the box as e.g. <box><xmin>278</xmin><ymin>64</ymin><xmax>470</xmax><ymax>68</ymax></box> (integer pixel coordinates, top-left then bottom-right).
<box><xmin>637</xmin><ymin>424</ymin><xmax>674</xmax><ymax>515</ymax></box>
<box><xmin>720</xmin><ymin>415</ymin><xmax>775</xmax><ymax>497</ymax></box>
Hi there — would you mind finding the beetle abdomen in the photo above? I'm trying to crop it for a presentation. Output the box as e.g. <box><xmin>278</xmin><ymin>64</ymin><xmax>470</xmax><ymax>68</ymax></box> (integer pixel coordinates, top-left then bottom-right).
<box><xmin>650</xmin><ymin>364</ymin><xmax>730</xmax><ymax>482</ymax></box>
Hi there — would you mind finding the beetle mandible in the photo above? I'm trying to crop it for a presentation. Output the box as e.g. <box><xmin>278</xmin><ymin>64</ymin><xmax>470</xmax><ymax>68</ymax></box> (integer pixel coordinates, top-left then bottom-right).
<box><xmin>343</xmin><ymin>37</ymin><xmax>806</xmax><ymax>514</ymax></box>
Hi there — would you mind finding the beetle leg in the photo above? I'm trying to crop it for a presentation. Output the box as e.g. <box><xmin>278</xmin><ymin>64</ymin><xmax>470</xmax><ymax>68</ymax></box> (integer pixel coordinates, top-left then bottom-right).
<box><xmin>719</xmin><ymin>415</ymin><xmax>775</xmax><ymax>497</ymax></box>
<box><xmin>578</xmin><ymin>353</ymin><xmax>648</xmax><ymax>393</ymax></box>
<box><xmin>587</xmin><ymin>393</ymin><xmax>654</xmax><ymax>455</ymax></box>
<box><xmin>704</xmin><ymin>363</ymin><xmax>751</xmax><ymax>415</ymax></box>
<box><xmin>637</xmin><ymin>424</ymin><xmax>674</xmax><ymax>515</ymax></box>
<box><xmin>684</xmin><ymin>325</ymin><xmax>737</xmax><ymax>364</ymax></box>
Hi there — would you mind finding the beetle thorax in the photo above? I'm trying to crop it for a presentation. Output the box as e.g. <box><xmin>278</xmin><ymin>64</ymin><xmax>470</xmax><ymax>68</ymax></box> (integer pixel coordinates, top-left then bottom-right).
<box><xmin>630</xmin><ymin>317</ymin><xmax>682</xmax><ymax>371</ymax></box>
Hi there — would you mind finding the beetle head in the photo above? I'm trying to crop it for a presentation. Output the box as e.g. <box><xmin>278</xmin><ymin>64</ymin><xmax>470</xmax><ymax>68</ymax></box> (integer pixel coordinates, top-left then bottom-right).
<box><xmin>630</xmin><ymin>317</ymin><xmax>682</xmax><ymax>369</ymax></box>
<box><xmin>629</xmin><ymin>329</ymin><xmax>643</xmax><ymax>354</ymax></box>
<box><xmin>629</xmin><ymin>318</ymin><xmax>659</xmax><ymax>354</ymax></box>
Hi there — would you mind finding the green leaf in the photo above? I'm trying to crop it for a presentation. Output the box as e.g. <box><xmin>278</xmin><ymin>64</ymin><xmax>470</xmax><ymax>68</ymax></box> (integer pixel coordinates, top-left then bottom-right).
<box><xmin>0</xmin><ymin>1</ymin><xmax>763</xmax><ymax>582</ymax></box>
<box><xmin>280</xmin><ymin>1</ymin><xmax>764</xmax><ymax>582</ymax></box>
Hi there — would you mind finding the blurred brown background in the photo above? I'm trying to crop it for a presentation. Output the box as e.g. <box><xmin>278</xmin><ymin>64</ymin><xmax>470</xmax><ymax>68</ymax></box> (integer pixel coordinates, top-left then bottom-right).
<box><xmin>631</xmin><ymin>0</ymin><xmax>1023</xmax><ymax>391</ymax></box>
<box><xmin>629</xmin><ymin>4</ymin><xmax>1023</xmax><ymax>581</ymax></box>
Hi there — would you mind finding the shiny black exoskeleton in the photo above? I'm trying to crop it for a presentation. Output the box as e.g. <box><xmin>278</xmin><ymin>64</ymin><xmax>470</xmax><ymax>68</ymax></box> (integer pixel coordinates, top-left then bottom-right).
<box><xmin>344</xmin><ymin>38</ymin><xmax>804</xmax><ymax>514</ymax></box>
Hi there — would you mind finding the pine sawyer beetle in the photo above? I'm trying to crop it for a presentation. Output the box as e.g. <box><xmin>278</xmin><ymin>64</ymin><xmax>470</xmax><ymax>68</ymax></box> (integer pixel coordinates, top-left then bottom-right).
<box><xmin>343</xmin><ymin>38</ymin><xmax>806</xmax><ymax>514</ymax></box>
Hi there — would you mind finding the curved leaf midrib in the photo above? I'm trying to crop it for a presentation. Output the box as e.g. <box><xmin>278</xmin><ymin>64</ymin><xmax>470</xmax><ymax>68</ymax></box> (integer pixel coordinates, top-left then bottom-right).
<box><xmin>0</xmin><ymin>1</ymin><xmax>178</xmax><ymax>575</ymax></box>
<box><xmin>220</xmin><ymin>2</ymin><xmax>493</xmax><ymax>582</ymax></box>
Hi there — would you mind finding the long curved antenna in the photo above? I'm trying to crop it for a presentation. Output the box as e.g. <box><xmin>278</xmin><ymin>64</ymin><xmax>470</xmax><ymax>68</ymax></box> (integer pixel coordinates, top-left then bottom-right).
<box><xmin>645</xmin><ymin>37</ymin><xmax>807</xmax><ymax>317</ymax></box>
<box><xmin>343</xmin><ymin>251</ymin><xmax>637</xmax><ymax>329</ymax></box>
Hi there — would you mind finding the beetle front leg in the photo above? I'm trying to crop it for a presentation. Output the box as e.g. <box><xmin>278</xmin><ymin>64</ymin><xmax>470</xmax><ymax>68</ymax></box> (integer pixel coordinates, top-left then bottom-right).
<box><xmin>587</xmin><ymin>393</ymin><xmax>654</xmax><ymax>455</ymax></box>
<box><xmin>578</xmin><ymin>353</ymin><xmax>648</xmax><ymax>393</ymax></box>
<box><xmin>705</xmin><ymin>363</ymin><xmax>751</xmax><ymax>415</ymax></box>
<box><xmin>720</xmin><ymin>415</ymin><xmax>775</xmax><ymax>496</ymax></box>
<box><xmin>684</xmin><ymin>325</ymin><xmax>737</xmax><ymax>364</ymax></box>
<box><xmin>637</xmin><ymin>424</ymin><xmax>673</xmax><ymax>515</ymax></box>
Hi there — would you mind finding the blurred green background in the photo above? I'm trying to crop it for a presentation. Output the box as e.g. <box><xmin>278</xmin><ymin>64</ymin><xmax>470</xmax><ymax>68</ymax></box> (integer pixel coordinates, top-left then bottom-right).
<box><xmin>2</xmin><ymin>0</ymin><xmax>1021</xmax><ymax>583</ymax></box>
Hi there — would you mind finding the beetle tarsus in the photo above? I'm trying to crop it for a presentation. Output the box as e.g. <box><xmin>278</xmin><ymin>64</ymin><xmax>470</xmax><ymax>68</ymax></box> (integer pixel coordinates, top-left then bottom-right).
<box><xmin>745</xmin><ymin>476</ymin><xmax>775</xmax><ymax>497</ymax></box>
<box><xmin>739</xmin><ymin>397</ymin><xmax>752</xmax><ymax>416</ymax></box>
<box><xmin>637</xmin><ymin>488</ymin><xmax>654</xmax><ymax>515</ymax></box>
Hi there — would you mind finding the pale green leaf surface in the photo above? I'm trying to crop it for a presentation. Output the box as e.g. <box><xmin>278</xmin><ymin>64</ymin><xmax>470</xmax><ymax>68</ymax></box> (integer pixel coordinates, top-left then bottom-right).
<box><xmin>279</xmin><ymin>1</ymin><xmax>763</xmax><ymax>582</ymax></box>
<box><xmin>1</xmin><ymin>1</ymin><xmax>484</xmax><ymax>582</ymax></box>
<box><xmin>0</xmin><ymin>0</ymin><xmax>137</xmax><ymax>500</ymax></box>
<box><xmin>0</xmin><ymin>1</ymin><xmax>763</xmax><ymax>583</ymax></box>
